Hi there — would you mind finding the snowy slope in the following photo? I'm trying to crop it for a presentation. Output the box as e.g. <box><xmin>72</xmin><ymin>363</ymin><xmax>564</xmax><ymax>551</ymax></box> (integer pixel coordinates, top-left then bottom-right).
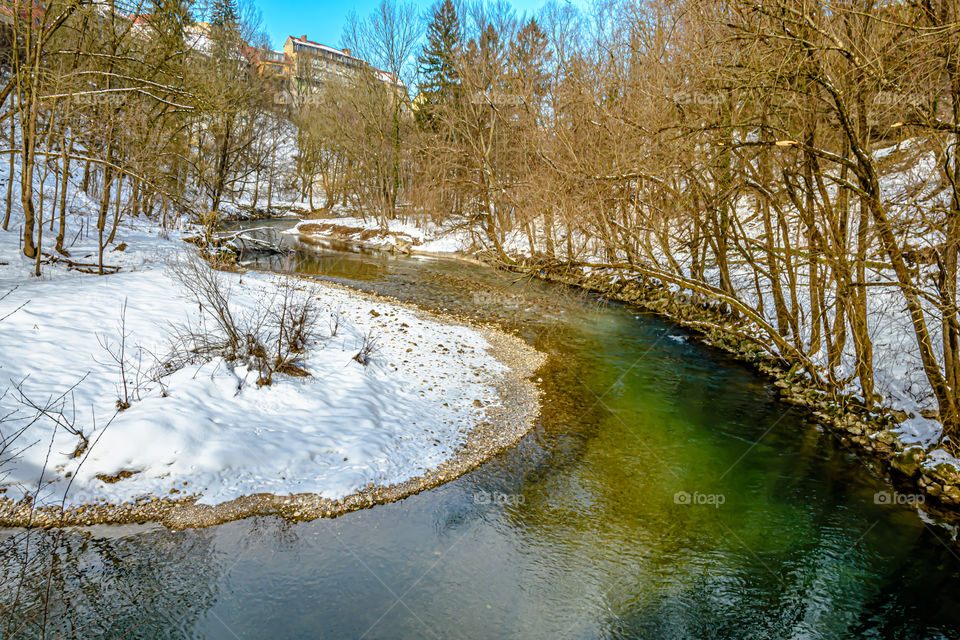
<box><xmin>0</xmin><ymin>221</ymin><xmax>507</xmax><ymax>508</ymax></box>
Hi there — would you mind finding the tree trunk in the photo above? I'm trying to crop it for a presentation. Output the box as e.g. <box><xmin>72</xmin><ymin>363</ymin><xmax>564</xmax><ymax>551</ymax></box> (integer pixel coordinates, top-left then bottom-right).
<box><xmin>3</xmin><ymin>96</ymin><xmax>15</xmax><ymax>231</ymax></box>
<box><xmin>98</xmin><ymin>166</ymin><xmax>115</xmax><ymax>275</ymax></box>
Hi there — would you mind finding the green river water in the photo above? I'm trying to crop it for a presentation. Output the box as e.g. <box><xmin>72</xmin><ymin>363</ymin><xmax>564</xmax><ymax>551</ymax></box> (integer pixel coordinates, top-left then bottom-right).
<box><xmin>3</xmin><ymin>219</ymin><xmax>960</xmax><ymax>639</ymax></box>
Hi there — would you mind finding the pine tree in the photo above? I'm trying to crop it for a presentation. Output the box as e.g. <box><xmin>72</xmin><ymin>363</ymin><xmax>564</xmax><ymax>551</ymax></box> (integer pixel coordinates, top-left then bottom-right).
<box><xmin>511</xmin><ymin>18</ymin><xmax>549</xmax><ymax>103</ymax></box>
<box><xmin>150</xmin><ymin>0</ymin><xmax>193</xmax><ymax>47</ymax></box>
<box><xmin>415</xmin><ymin>0</ymin><xmax>461</xmax><ymax>129</ymax></box>
<box><xmin>209</xmin><ymin>0</ymin><xmax>238</xmax><ymax>28</ymax></box>
<box><xmin>208</xmin><ymin>0</ymin><xmax>241</xmax><ymax>73</ymax></box>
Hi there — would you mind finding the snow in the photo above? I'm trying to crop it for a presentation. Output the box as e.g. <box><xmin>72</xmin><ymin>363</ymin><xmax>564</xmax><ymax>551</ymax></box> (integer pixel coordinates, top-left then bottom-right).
<box><xmin>0</xmin><ymin>218</ymin><xmax>508</xmax><ymax>508</ymax></box>
<box><xmin>289</xmin><ymin>216</ymin><xmax>473</xmax><ymax>255</ymax></box>
<box><xmin>922</xmin><ymin>447</ymin><xmax>960</xmax><ymax>482</ymax></box>
<box><xmin>926</xmin><ymin>448</ymin><xmax>955</xmax><ymax>464</ymax></box>
<box><xmin>418</xmin><ymin>229</ymin><xmax>473</xmax><ymax>255</ymax></box>
<box><xmin>893</xmin><ymin>416</ymin><xmax>943</xmax><ymax>449</ymax></box>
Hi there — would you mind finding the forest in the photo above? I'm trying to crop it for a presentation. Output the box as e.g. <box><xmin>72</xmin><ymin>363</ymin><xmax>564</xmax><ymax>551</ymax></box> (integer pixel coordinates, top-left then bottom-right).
<box><xmin>2</xmin><ymin>0</ymin><xmax>960</xmax><ymax>448</ymax></box>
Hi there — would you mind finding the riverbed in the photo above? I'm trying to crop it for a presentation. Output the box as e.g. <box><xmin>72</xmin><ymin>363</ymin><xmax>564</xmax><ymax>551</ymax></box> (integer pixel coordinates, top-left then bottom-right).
<box><xmin>3</xmin><ymin>218</ymin><xmax>960</xmax><ymax>638</ymax></box>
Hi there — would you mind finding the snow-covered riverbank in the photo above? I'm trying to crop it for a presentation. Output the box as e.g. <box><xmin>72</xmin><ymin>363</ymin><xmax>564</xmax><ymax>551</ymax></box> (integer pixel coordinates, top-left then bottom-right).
<box><xmin>0</xmin><ymin>217</ymin><xmax>543</xmax><ymax>523</ymax></box>
<box><xmin>289</xmin><ymin>216</ymin><xmax>474</xmax><ymax>256</ymax></box>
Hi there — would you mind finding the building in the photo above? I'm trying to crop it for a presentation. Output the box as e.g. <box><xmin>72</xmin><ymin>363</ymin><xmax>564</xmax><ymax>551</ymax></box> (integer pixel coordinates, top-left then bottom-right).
<box><xmin>284</xmin><ymin>34</ymin><xmax>361</xmax><ymax>93</ymax></box>
<box><xmin>183</xmin><ymin>21</ymin><xmax>213</xmax><ymax>54</ymax></box>
<box><xmin>283</xmin><ymin>34</ymin><xmax>404</xmax><ymax>96</ymax></box>
<box><xmin>243</xmin><ymin>45</ymin><xmax>291</xmax><ymax>83</ymax></box>
<box><xmin>255</xmin><ymin>47</ymin><xmax>290</xmax><ymax>80</ymax></box>
<box><xmin>0</xmin><ymin>0</ymin><xmax>45</xmax><ymax>29</ymax></box>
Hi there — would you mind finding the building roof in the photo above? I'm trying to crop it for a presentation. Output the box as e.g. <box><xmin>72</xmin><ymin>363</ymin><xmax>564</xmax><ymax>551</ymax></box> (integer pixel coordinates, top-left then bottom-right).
<box><xmin>286</xmin><ymin>35</ymin><xmax>405</xmax><ymax>88</ymax></box>
<box><xmin>286</xmin><ymin>35</ymin><xmax>354</xmax><ymax>61</ymax></box>
<box><xmin>127</xmin><ymin>13</ymin><xmax>155</xmax><ymax>26</ymax></box>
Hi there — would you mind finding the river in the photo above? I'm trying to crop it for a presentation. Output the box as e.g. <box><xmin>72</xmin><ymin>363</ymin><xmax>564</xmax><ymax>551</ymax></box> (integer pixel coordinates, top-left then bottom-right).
<box><xmin>3</xmin><ymin>218</ymin><xmax>960</xmax><ymax>639</ymax></box>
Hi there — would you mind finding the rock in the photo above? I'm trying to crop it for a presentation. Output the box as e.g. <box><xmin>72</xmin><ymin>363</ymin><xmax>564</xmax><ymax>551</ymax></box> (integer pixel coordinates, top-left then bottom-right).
<box><xmin>891</xmin><ymin>447</ymin><xmax>925</xmax><ymax>477</ymax></box>
<box><xmin>942</xmin><ymin>485</ymin><xmax>960</xmax><ymax>505</ymax></box>
<box><xmin>920</xmin><ymin>409</ymin><xmax>940</xmax><ymax>420</ymax></box>
<box><xmin>890</xmin><ymin>409</ymin><xmax>910</xmax><ymax>423</ymax></box>
<box><xmin>929</xmin><ymin>460</ymin><xmax>960</xmax><ymax>486</ymax></box>
<box><xmin>873</xmin><ymin>430</ymin><xmax>897</xmax><ymax>447</ymax></box>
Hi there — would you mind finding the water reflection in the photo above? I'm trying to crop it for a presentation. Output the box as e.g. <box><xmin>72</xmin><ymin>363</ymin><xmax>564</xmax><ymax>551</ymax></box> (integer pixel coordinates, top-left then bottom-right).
<box><xmin>1</xmin><ymin>524</ymin><xmax>221</xmax><ymax>639</ymax></box>
<box><xmin>4</xmin><ymin>221</ymin><xmax>960</xmax><ymax>638</ymax></box>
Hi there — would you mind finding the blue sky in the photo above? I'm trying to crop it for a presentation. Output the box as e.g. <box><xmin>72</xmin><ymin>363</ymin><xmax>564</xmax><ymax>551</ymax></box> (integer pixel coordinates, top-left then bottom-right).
<box><xmin>258</xmin><ymin>0</ymin><xmax>575</xmax><ymax>51</ymax></box>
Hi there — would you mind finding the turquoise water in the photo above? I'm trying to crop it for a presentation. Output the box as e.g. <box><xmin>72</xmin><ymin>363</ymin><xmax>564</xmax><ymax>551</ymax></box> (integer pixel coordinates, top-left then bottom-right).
<box><xmin>3</xmin><ymin>221</ymin><xmax>960</xmax><ymax>639</ymax></box>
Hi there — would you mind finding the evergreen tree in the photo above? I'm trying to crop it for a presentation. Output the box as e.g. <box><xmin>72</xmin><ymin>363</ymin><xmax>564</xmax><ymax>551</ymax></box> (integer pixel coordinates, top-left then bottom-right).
<box><xmin>150</xmin><ymin>0</ymin><xmax>193</xmax><ymax>48</ymax></box>
<box><xmin>209</xmin><ymin>0</ymin><xmax>238</xmax><ymax>29</ymax></box>
<box><xmin>415</xmin><ymin>0</ymin><xmax>461</xmax><ymax>129</ymax></box>
<box><xmin>208</xmin><ymin>0</ymin><xmax>243</xmax><ymax>77</ymax></box>
<box><xmin>511</xmin><ymin>18</ymin><xmax>549</xmax><ymax>103</ymax></box>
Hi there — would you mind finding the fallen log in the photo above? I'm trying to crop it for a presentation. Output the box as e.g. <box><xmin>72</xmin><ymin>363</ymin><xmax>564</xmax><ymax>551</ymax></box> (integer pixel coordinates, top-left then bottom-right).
<box><xmin>42</xmin><ymin>253</ymin><xmax>121</xmax><ymax>273</ymax></box>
